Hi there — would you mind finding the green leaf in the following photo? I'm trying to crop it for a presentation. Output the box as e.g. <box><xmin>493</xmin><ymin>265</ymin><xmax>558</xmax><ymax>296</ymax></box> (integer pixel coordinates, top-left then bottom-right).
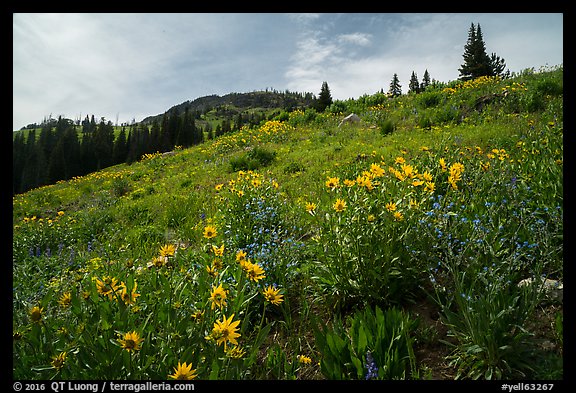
<box><xmin>357</xmin><ymin>325</ymin><xmax>368</xmax><ymax>355</ymax></box>
<box><xmin>209</xmin><ymin>358</ymin><xmax>221</xmax><ymax>380</ymax></box>
<box><xmin>351</xmin><ymin>355</ymin><xmax>363</xmax><ymax>378</ymax></box>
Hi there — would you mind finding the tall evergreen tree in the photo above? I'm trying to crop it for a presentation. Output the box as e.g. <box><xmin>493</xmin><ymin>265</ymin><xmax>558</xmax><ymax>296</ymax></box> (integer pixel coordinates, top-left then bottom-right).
<box><xmin>12</xmin><ymin>132</ymin><xmax>26</xmax><ymax>194</ymax></box>
<box><xmin>162</xmin><ymin>110</ymin><xmax>180</xmax><ymax>152</ymax></box>
<box><xmin>113</xmin><ymin>126</ymin><xmax>129</xmax><ymax>165</ymax></box>
<box><xmin>37</xmin><ymin>122</ymin><xmax>55</xmax><ymax>162</ymax></box>
<box><xmin>233</xmin><ymin>112</ymin><xmax>244</xmax><ymax>132</ymax></box>
<box><xmin>21</xmin><ymin>130</ymin><xmax>49</xmax><ymax>192</ymax></box>
<box><xmin>92</xmin><ymin>119</ymin><xmax>115</xmax><ymax>170</ymax></box>
<box><xmin>459</xmin><ymin>23</ymin><xmax>506</xmax><ymax>80</ymax></box>
<box><xmin>316</xmin><ymin>81</ymin><xmax>333</xmax><ymax>112</ymax></box>
<box><xmin>191</xmin><ymin>117</ymin><xmax>203</xmax><ymax>145</ymax></box>
<box><xmin>50</xmin><ymin>125</ymin><xmax>81</xmax><ymax>181</ymax></box>
<box><xmin>178</xmin><ymin>107</ymin><xmax>198</xmax><ymax>147</ymax></box>
<box><xmin>408</xmin><ymin>71</ymin><xmax>420</xmax><ymax>94</ymax></box>
<box><xmin>205</xmin><ymin>123</ymin><xmax>214</xmax><ymax>140</ymax></box>
<box><xmin>149</xmin><ymin>120</ymin><xmax>162</xmax><ymax>152</ymax></box>
<box><xmin>221</xmin><ymin>119</ymin><xmax>232</xmax><ymax>135</ymax></box>
<box><xmin>126</xmin><ymin>127</ymin><xmax>139</xmax><ymax>164</ymax></box>
<box><xmin>420</xmin><ymin>69</ymin><xmax>431</xmax><ymax>91</ymax></box>
<box><xmin>80</xmin><ymin>131</ymin><xmax>97</xmax><ymax>174</ymax></box>
<box><xmin>388</xmin><ymin>73</ymin><xmax>402</xmax><ymax>97</ymax></box>
<box><xmin>214</xmin><ymin>123</ymin><xmax>223</xmax><ymax>138</ymax></box>
<box><xmin>490</xmin><ymin>52</ymin><xmax>508</xmax><ymax>78</ymax></box>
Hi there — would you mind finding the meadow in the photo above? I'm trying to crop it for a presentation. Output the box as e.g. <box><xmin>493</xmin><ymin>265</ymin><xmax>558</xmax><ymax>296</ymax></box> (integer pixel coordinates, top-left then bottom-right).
<box><xmin>12</xmin><ymin>66</ymin><xmax>563</xmax><ymax>380</ymax></box>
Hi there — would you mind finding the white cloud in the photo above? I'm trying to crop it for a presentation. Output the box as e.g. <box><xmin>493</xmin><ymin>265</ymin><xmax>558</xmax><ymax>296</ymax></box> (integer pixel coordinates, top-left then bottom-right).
<box><xmin>337</xmin><ymin>32</ymin><xmax>372</xmax><ymax>46</ymax></box>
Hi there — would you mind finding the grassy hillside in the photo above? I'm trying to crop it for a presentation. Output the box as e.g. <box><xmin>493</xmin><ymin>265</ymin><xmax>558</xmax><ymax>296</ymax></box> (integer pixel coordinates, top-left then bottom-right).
<box><xmin>12</xmin><ymin>66</ymin><xmax>563</xmax><ymax>381</ymax></box>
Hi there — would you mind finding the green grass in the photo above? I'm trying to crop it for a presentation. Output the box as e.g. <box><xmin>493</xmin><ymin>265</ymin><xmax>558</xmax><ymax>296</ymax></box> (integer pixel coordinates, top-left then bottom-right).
<box><xmin>12</xmin><ymin>66</ymin><xmax>563</xmax><ymax>380</ymax></box>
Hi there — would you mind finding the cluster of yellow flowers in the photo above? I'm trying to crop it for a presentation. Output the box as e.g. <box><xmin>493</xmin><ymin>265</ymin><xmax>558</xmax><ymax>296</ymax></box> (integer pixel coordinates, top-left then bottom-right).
<box><xmin>202</xmin><ymin>120</ymin><xmax>295</xmax><ymax>158</ymax></box>
<box><xmin>258</xmin><ymin>119</ymin><xmax>294</xmax><ymax>136</ymax></box>
<box><xmin>69</xmin><ymin>169</ymin><xmax>129</xmax><ymax>184</ymax></box>
<box><xmin>447</xmin><ymin>162</ymin><xmax>465</xmax><ymax>190</ymax></box>
<box><xmin>443</xmin><ymin>75</ymin><xmax>502</xmax><ymax>95</ymax></box>
<box><xmin>20</xmin><ymin>210</ymin><xmax>65</xmax><ymax>225</ymax></box>
<box><xmin>94</xmin><ymin>275</ymin><xmax>140</xmax><ymax>305</ymax></box>
<box><xmin>367</xmin><ymin>103</ymin><xmax>387</xmax><ymax>112</ymax></box>
<box><xmin>326</xmin><ymin>156</ymin><xmax>437</xmax><ymax>198</ymax></box>
<box><xmin>502</xmin><ymin>81</ymin><xmax>527</xmax><ymax>92</ymax></box>
<box><xmin>288</xmin><ymin>109</ymin><xmax>305</xmax><ymax>119</ymax></box>
<box><xmin>140</xmin><ymin>151</ymin><xmax>163</xmax><ymax>161</ymax></box>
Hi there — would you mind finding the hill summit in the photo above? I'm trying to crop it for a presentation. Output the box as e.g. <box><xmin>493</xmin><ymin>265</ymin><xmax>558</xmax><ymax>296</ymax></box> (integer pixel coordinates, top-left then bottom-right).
<box><xmin>140</xmin><ymin>90</ymin><xmax>317</xmax><ymax>124</ymax></box>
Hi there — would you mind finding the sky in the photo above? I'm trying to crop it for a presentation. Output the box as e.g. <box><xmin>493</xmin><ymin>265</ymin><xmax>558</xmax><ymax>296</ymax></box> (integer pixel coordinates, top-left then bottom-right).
<box><xmin>12</xmin><ymin>13</ymin><xmax>563</xmax><ymax>131</ymax></box>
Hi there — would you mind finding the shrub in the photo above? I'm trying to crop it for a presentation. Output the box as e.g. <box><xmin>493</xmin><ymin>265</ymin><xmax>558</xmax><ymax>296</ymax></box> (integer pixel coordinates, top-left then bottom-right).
<box><xmin>377</xmin><ymin>118</ymin><xmax>395</xmax><ymax>135</ymax></box>
<box><xmin>229</xmin><ymin>147</ymin><xmax>276</xmax><ymax>172</ymax></box>
<box><xmin>417</xmin><ymin>90</ymin><xmax>443</xmax><ymax>108</ymax></box>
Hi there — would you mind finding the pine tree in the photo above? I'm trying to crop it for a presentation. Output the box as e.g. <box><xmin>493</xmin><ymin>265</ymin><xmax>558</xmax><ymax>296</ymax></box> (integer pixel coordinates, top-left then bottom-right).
<box><xmin>113</xmin><ymin>126</ymin><xmax>128</xmax><ymax>164</ymax></box>
<box><xmin>408</xmin><ymin>71</ymin><xmax>420</xmax><ymax>94</ymax></box>
<box><xmin>316</xmin><ymin>81</ymin><xmax>333</xmax><ymax>112</ymax></box>
<box><xmin>221</xmin><ymin>119</ymin><xmax>232</xmax><ymax>134</ymax></box>
<box><xmin>388</xmin><ymin>73</ymin><xmax>402</xmax><ymax>97</ymax></box>
<box><xmin>80</xmin><ymin>131</ymin><xmax>97</xmax><ymax>174</ymax></box>
<box><xmin>420</xmin><ymin>69</ymin><xmax>431</xmax><ymax>91</ymax></box>
<box><xmin>150</xmin><ymin>120</ymin><xmax>162</xmax><ymax>152</ymax></box>
<box><xmin>13</xmin><ymin>132</ymin><xmax>26</xmax><ymax>194</ymax></box>
<box><xmin>490</xmin><ymin>52</ymin><xmax>508</xmax><ymax>78</ymax></box>
<box><xmin>126</xmin><ymin>127</ymin><xmax>139</xmax><ymax>164</ymax></box>
<box><xmin>459</xmin><ymin>23</ymin><xmax>506</xmax><ymax>80</ymax></box>
<box><xmin>93</xmin><ymin>119</ymin><xmax>115</xmax><ymax>170</ymax></box>
<box><xmin>21</xmin><ymin>130</ymin><xmax>49</xmax><ymax>192</ymax></box>
<box><xmin>205</xmin><ymin>123</ymin><xmax>214</xmax><ymax>140</ymax></box>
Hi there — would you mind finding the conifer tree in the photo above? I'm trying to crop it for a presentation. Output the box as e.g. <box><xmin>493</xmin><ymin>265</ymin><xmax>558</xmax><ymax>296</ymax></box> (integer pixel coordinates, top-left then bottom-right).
<box><xmin>388</xmin><ymin>73</ymin><xmax>402</xmax><ymax>97</ymax></box>
<box><xmin>149</xmin><ymin>120</ymin><xmax>162</xmax><ymax>153</ymax></box>
<box><xmin>316</xmin><ymin>81</ymin><xmax>333</xmax><ymax>112</ymax></box>
<box><xmin>80</xmin><ymin>131</ymin><xmax>97</xmax><ymax>174</ymax></box>
<box><xmin>113</xmin><ymin>126</ymin><xmax>128</xmax><ymax>165</ymax></box>
<box><xmin>93</xmin><ymin>119</ymin><xmax>115</xmax><ymax>170</ymax></box>
<box><xmin>459</xmin><ymin>23</ymin><xmax>506</xmax><ymax>80</ymax></box>
<box><xmin>421</xmin><ymin>69</ymin><xmax>431</xmax><ymax>91</ymax></box>
<box><xmin>408</xmin><ymin>71</ymin><xmax>420</xmax><ymax>94</ymax></box>
<box><xmin>13</xmin><ymin>132</ymin><xmax>26</xmax><ymax>193</ymax></box>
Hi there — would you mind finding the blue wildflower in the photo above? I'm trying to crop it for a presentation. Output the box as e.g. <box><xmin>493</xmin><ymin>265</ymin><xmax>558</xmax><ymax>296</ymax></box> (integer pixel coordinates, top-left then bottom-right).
<box><xmin>365</xmin><ymin>351</ymin><xmax>379</xmax><ymax>380</ymax></box>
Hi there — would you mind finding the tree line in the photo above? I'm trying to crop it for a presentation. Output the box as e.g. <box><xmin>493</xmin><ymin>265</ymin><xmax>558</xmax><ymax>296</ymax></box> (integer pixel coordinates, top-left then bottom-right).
<box><xmin>13</xmin><ymin>107</ymin><xmax>230</xmax><ymax>194</ymax></box>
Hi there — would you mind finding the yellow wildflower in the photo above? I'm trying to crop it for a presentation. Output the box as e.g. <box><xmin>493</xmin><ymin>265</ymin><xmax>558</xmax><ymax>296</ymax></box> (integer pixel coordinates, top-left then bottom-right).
<box><xmin>262</xmin><ymin>285</ymin><xmax>284</xmax><ymax>305</ymax></box>
<box><xmin>119</xmin><ymin>281</ymin><xmax>140</xmax><ymax>305</ymax></box>
<box><xmin>305</xmin><ymin>202</ymin><xmax>317</xmax><ymax>215</ymax></box>
<box><xmin>211</xmin><ymin>244</ymin><xmax>225</xmax><ymax>256</ymax></box>
<box><xmin>333</xmin><ymin>198</ymin><xmax>347</xmax><ymax>213</ymax></box>
<box><xmin>169</xmin><ymin>361</ymin><xmax>197</xmax><ymax>380</ymax></box>
<box><xmin>370</xmin><ymin>163</ymin><xmax>385</xmax><ymax>177</ymax></box>
<box><xmin>212</xmin><ymin>314</ymin><xmax>241</xmax><ymax>350</ymax></box>
<box><xmin>159</xmin><ymin>244</ymin><xmax>176</xmax><ymax>257</ymax></box>
<box><xmin>209</xmin><ymin>283</ymin><xmax>228</xmax><ymax>310</ymax></box>
<box><xmin>245</xmin><ymin>262</ymin><xmax>266</xmax><ymax>282</ymax></box>
<box><xmin>96</xmin><ymin>276</ymin><xmax>121</xmax><ymax>300</ymax></box>
<box><xmin>51</xmin><ymin>351</ymin><xmax>67</xmax><ymax>370</ymax></box>
<box><xmin>117</xmin><ymin>331</ymin><xmax>144</xmax><ymax>352</ymax></box>
<box><xmin>236</xmin><ymin>250</ymin><xmax>247</xmax><ymax>262</ymax></box>
<box><xmin>29</xmin><ymin>306</ymin><xmax>43</xmax><ymax>324</ymax></box>
<box><xmin>58</xmin><ymin>292</ymin><xmax>72</xmax><ymax>308</ymax></box>
<box><xmin>203</xmin><ymin>225</ymin><xmax>217</xmax><ymax>239</ymax></box>
<box><xmin>325</xmin><ymin>177</ymin><xmax>340</xmax><ymax>189</ymax></box>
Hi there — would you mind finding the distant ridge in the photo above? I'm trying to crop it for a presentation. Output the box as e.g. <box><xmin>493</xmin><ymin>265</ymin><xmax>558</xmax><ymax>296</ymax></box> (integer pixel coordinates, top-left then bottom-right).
<box><xmin>140</xmin><ymin>90</ymin><xmax>317</xmax><ymax>124</ymax></box>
